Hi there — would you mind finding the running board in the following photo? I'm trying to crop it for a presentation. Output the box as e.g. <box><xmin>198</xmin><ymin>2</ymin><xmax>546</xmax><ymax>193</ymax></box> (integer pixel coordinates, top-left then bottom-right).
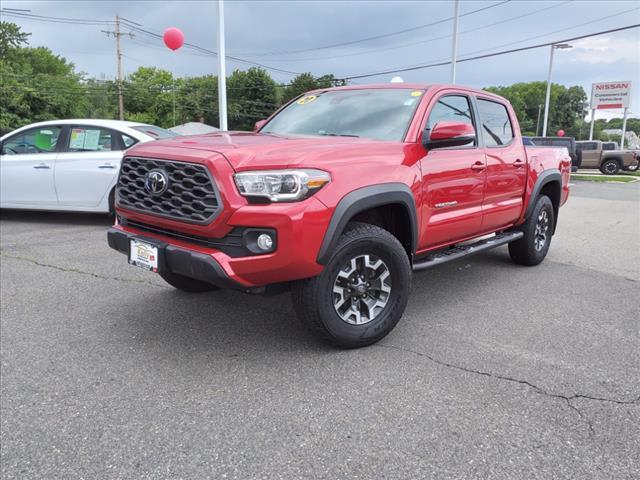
<box><xmin>412</xmin><ymin>231</ymin><xmax>524</xmax><ymax>271</ymax></box>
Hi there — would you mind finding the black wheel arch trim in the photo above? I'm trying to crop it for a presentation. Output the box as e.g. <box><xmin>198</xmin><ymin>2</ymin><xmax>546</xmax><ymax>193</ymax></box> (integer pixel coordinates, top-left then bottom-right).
<box><xmin>316</xmin><ymin>183</ymin><xmax>418</xmax><ymax>265</ymax></box>
<box><xmin>525</xmin><ymin>169</ymin><xmax>561</xmax><ymax>232</ymax></box>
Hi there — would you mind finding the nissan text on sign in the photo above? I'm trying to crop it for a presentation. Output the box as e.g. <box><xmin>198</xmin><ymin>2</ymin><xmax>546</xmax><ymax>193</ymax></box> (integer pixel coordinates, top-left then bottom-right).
<box><xmin>590</xmin><ymin>81</ymin><xmax>632</xmax><ymax>110</ymax></box>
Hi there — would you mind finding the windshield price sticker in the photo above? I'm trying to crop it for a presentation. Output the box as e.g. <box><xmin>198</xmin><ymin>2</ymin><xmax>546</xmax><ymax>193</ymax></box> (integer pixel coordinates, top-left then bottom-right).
<box><xmin>296</xmin><ymin>95</ymin><xmax>317</xmax><ymax>105</ymax></box>
<box><xmin>410</xmin><ymin>91</ymin><xmax>423</xmax><ymax>97</ymax></box>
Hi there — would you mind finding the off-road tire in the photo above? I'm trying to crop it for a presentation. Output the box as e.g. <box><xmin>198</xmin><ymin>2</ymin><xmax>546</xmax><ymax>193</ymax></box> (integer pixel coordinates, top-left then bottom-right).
<box><xmin>292</xmin><ymin>222</ymin><xmax>411</xmax><ymax>348</ymax></box>
<box><xmin>160</xmin><ymin>271</ymin><xmax>220</xmax><ymax>293</ymax></box>
<box><xmin>508</xmin><ymin>195</ymin><xmax>554</xmax><ymax>266</ymax></box>
<box><xmin>600</xmin><ymin>159</ymin><xmax>620</xmax><ymax>175</ymax></box>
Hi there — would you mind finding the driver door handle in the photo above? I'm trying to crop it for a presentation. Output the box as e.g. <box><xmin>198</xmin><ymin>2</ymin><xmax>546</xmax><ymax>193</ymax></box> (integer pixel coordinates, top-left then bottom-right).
<box><xmin>33</xmin><ymin>163</ymin><xmax>50</xmax><ymax>169</ymax></box>
<box><xmin>471</xmin><ymin>161</ymin><xmax>486</xmax><ymax>172</ymax></box>
<box><xmin>513</xmin><ymin>159</ymin><xmax>525</xmax><ymax>168</ymax></box>
<box><xmin>98</xmin><ymin>163</ymin><xmax>116</xmax><ymax>169</ymax></box>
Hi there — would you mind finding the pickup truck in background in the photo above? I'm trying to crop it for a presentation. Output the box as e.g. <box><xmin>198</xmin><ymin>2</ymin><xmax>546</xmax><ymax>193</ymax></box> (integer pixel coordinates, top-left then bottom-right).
<box><xmin>531</xmin><ymin>136</ymin><xmax>580</xmax><ymax>172</ymax></box>
<box><xmin>108</xmin><ymin>84</ymin><xmax>571</xmax><ymax>348</ymax></box>
<box><xmin>576</xmin><ymin>140</ymin><xmax>639</xmax><ymax>174</ymax></box>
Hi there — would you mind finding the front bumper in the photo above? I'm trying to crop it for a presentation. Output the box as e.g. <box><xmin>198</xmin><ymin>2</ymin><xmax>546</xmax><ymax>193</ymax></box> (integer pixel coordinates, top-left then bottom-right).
<box><xmin>110</xmin><ymin>196</ymin><xmax>332</xmax><ymax>288</ymax></box>
<box><xmin>107</xmin><ymin>228</ymin><xmax>246</xmax><ymax>291</ymax></box>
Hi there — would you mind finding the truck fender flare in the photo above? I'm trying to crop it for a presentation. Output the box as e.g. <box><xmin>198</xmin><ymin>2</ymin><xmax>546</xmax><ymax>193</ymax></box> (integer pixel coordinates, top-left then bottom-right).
<box><xmin>524</xmin><ymin>169</ymin><xmax>561</xmax><ymax>230</ymax></box>
<box><xmin>316</xmin><ymin>183</ymin><xmax>418</xmax><ymax>265</ymax></box>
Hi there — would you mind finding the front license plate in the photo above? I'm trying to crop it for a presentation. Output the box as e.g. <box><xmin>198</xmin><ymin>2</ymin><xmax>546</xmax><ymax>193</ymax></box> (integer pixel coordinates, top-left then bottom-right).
<box><xmin>129</xmin><ymin>239</ymin><xmax>159</xmax><ymax>272</ymax></box>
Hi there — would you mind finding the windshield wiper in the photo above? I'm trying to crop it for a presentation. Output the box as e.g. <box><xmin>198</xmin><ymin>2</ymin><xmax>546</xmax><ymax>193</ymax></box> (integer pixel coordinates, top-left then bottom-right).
<box><xmin>319</xmin><ymin>133</ymin><xmax>360</xmax><ymax>138</ymax></box>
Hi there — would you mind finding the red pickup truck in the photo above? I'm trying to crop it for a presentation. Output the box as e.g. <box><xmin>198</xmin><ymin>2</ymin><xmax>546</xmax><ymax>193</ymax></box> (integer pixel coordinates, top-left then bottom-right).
<box><xmin>108</xmin><ymin>84</ymin><xmax>571</xmax><ymax>348</ymax></box>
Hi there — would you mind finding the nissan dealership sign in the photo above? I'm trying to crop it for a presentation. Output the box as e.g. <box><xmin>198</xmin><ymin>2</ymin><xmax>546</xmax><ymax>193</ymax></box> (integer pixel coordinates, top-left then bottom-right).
<box><xmin>590</xmin><ymin>81</ymin><xmax>632</xmax><ymax>110</ymax></box>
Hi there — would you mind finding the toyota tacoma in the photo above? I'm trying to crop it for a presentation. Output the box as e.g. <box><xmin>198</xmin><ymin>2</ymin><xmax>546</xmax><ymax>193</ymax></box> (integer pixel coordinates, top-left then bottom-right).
<box><xmin>108</xmin><ymin>84</ymin><xmax>571</xmax><ymax>348</ymax></box>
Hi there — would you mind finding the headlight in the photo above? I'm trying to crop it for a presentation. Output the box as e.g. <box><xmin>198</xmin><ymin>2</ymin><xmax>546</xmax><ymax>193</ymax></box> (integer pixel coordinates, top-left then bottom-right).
<box><xmin>234</xmin><ymin>169</ymin><xmax>331</xmax><ymax>202</ymax></box>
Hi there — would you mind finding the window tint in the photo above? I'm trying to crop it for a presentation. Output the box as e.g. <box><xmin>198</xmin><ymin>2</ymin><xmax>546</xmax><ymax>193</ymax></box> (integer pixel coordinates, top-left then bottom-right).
<box><xmin>2</xmin><ymin>126</ymin><xmax>62</xmax><ymax>155</ymax></box>
<box><xmin>68</xmin><ymin>127</ymin><xmax>118</xmax><ymax>152</ymax></box>
<box><xmin>426</xmin><ymin>95</ymin><xmax>474</xmax><ymax>131</ymax></box>
<box><xmin>577</xmin><ymin>142</ymin><xmax>597</xmax><ymax>151</ymax></box>
<box><xmin>122</xmin><ymin>134</ymin><xmax>137</xmax><ymax>148</ymax></box>
<box><xmin>477</xmin><ymin>99</ymin><xmax>514</xmax><ymax>147</ymax></box>
<box><xmin>602</xmin><ymin>142</ymin><xmax>617</xmax><ymax>151</ymax></box>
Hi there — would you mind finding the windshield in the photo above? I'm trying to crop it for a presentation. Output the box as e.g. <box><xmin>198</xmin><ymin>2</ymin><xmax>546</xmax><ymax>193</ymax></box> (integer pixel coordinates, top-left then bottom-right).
<box><xmin>132</xmin><ymin>125</ymin><xmax>178</xmax><ymax>139</ymax></box>
<box><xmin>261</xmin><ymin>88</ymin><xmax>424</xmax><ymax>142</ymax></box>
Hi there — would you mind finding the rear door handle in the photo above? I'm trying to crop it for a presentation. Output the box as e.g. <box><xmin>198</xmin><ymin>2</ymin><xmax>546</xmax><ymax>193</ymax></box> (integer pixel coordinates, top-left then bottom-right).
<box><xmin>98</xmin><ymin>163</ymin><xmax>116</xmax><ymax>169</ymax></box>
<box><xmin>513</xmin><ymin>159</ymin><xmax>525</xmax><ymax>168</ymax></box>
<box><xmin>33</xmin><ymin>163</ymin><xmax>50</xmax><ymax>169</ymax></box>
<box><xmin>471</xmin><ymin>161</ymin><xmax>486</xmax><ymax>172</ymax></box>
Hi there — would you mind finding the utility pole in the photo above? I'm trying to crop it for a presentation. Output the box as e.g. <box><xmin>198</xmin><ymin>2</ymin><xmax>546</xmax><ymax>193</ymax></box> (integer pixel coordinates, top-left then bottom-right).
<box><xmin>450</xmin><ymin>0</ymin><xmax>459</xmax><ymax>84</ymax></box>
<box><xmin>542</xmin><ymin>43</ymin><xmax>572</xmax><ymax>137</ymax></box>
<box><xmin>217</xmin><ymin>0</ymin><xmax>228</xmax><ymax>130</ymax></box>
<box><xmin>102</xmin><ymin>16</ymin><xmax>134</xmax><ymax>121</ymax></box>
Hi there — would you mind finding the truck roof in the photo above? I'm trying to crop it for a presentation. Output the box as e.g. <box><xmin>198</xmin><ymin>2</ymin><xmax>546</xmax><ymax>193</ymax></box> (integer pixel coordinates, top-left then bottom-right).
<box><xmin>305</xmin><ymin>83</ymin><xmax>506</xmax><ymax>101</ymax></box>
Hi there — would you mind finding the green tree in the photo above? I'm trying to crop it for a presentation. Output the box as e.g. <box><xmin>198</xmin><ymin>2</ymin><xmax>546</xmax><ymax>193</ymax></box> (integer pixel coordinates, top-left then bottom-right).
<box><xmin>123</xmin><ymin>67</ymin><xmax>175</xmax><ymax>127</ymax></box>
<box><xmin>282</xmin><ymin>72</ymin><xmax>337</xmax><ymax>103</ymax></box>
<box><xmin>0</xmin><ymin>23</ymin><xmax>89</xmax><ymax>134</ymax></box>
<box><xmin>484</xmin><ymin>81</ymin><xmax>587</xmax><ymax>137</ymax></box>
<box><xmin>177</xmin><ymin>75</ymin><xmax>218</xmax><ymax>126</ymax></box>
<box><xmin>227</xmin><ymin>67</ymin><xmax>278</xmax><ymax>130</ymax></box>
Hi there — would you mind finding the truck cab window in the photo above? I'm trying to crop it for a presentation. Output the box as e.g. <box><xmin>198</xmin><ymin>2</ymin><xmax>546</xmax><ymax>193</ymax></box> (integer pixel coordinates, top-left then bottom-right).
<box><xmin>477</xmin><ymin>99</ymin><xmax>514</xmax><ymax>147</ymax></box>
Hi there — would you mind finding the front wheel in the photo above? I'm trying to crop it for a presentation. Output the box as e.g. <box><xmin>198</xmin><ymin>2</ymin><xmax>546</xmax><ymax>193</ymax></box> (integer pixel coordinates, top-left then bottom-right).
<box><xmin>292</xmin><ymin>222</ymin><xmax>411</xmax><ymax>348</ymax></box>
<box><xmin>508</xmin><ymin>195</ymin><xmax>555</xmax><ymax>266</ymax></box>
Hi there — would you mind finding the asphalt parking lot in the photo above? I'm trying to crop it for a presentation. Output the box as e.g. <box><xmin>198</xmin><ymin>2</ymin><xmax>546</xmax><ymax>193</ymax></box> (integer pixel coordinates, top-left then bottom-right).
<box><xmin>1</xmin><ymin>180</ymin><xmax>638</xmax><ymax>479</ymax></box>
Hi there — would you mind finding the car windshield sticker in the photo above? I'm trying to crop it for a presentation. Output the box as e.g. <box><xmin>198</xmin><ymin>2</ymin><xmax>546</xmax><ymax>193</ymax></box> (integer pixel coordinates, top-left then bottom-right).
<box><xmin>296</xmin><ymin>95</ymin><xmax>317</xmax><ymax>105</ymax></box>
<box><xmin>411</xmin><ymin>91</ymin><xmax>423</xmax><ymax>97</ymax></box>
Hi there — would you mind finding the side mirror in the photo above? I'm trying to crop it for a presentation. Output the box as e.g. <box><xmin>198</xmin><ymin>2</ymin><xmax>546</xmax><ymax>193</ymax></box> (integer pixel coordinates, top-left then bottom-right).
<box><xmin>254</xmin><ymin>119</ymin><xmax>267</xmax><ymax>132</ymax></box>
<box><xmin>423</xmin><ymin>121</ymin><xmax>475</xmax><ymax>149</ymax></box>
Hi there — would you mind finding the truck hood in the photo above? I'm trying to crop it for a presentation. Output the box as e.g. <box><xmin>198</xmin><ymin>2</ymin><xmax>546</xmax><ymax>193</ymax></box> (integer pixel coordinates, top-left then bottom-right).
<box><xmin>128</xmin><ymin>131</ymin><xmax>404</xmax><ymax>171</ymax></box>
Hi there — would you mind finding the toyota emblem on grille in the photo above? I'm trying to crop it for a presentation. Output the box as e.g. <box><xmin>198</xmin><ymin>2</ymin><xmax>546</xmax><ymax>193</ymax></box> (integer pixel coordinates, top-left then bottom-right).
<box><xmin>144</xmin><ymin>169</ymin><xmax>169</xmax><ymax>196</ymax></box>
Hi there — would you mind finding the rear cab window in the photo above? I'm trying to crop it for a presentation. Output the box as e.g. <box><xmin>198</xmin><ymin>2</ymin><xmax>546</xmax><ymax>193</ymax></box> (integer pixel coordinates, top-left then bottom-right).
<box><xmin>476</xmin><ymin>99</ymin><xmax>514</xmax><ymax>147</ymax></box>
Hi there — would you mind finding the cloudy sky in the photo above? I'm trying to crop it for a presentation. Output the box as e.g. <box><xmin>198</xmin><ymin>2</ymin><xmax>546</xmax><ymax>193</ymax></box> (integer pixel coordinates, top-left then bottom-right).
<box><xmin>3</xmin><ymin>0</ymin><xmax>639</xmax><ymax>119</ymax></box>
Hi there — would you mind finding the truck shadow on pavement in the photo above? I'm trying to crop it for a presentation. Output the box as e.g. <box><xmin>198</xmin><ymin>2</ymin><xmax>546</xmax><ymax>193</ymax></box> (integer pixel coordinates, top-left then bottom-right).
<box><xmin>0</xmin><ymin>209</ymin><xmax>112</xmax><ymax>227</ymax></box>
<box><xmin>109</xmin><ymin>249</ymin><xmax>522</xmax><ymax>356</ymax></box>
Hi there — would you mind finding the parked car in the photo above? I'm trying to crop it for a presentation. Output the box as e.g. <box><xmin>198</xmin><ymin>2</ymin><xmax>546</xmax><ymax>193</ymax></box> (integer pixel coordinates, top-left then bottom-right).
<box><xmin>108</xmin><ymin>84</ymin><xmax>571</xmax><ymax>348</ymax></box>
<box><xmin>0</xmin><ymin>119</ymin><xmax>177</xmax><ymax>213</ymax></box>
<box><xmin>531</xmin><ymin>136</ymin><xmax>580</xmax><ymax>171</ymax></box>
<box><xmin>575</xmin><ymin>140</ymin><xmax>639</xmax><ymax>174</ymax></box>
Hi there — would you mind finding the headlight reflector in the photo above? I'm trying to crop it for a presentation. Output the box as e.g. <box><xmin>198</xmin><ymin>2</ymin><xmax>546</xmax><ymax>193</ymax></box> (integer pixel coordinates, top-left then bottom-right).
<box><xmin>234</xmin><ymin>169</ymin><xmax>330</xmax><ymax>202</ymax></box>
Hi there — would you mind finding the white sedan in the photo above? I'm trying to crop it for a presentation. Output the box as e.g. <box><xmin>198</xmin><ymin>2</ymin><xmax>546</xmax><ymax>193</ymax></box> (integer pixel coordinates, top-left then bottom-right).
<box><xmin>0</xmin><ymin>119</ymin><xmax>176</xmax><ymax>214</ymax></box>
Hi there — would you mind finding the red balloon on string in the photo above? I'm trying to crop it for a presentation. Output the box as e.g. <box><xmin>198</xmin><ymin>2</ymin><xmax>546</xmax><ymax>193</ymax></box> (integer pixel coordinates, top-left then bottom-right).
<box><xmin>557</xmin><ymin>129</ymin><xmax>565</xmax><ymax>137</ymax></box>
<box><xmin>163</xmin><ymin>27</ymin><xmax>184</xmax><ymax>51</ymax></box>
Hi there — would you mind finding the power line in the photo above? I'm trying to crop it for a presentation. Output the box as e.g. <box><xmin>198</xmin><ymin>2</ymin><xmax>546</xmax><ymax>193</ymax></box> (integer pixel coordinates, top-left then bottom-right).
<box><xmin>0</xmin><ymin>10</ymin><xmax>115</xmax><ymax>26</ymax></box>
<box><xmin>340</xmin><ymin>23</ymin><xmax>640</xmax><ymax>80</ymax></box>
<box><xmin>249</xmin><ymin>0</ymin><xmax>573</xmax><ymax>63</ymax></box>
<box><xmin>232</xmin><ymin>0</ymin><xmax>512</xmax><ymax>57</ymax></box>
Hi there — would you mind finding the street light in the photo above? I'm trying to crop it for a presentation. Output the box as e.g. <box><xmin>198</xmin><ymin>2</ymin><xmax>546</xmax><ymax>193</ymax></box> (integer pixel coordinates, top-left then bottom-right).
<box><xmin>542</xmin><ymin>43</ymin><xmax>572</xmax><ymax>137</ymax></box>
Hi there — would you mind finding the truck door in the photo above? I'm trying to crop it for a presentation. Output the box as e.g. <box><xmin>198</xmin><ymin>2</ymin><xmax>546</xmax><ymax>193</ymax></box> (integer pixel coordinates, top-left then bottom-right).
<box><xmin>475</xmin><ymin>97</ymin><xmax>526</xmax><ymax>231</ymax></box>
<box><xmin>578</xmin><ymin>142</ymin><xmax>600</xmax><ymax>168</ymax></box>
<box><xmin>419</xmin><ymin>94</ymin><xmax>485</xmax><ymax>249</ymax></box>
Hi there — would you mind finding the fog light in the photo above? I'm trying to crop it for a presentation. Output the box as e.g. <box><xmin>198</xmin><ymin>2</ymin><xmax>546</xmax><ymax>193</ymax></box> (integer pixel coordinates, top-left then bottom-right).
<box><xmin>256</xmin><ymin>233</ymin><xmax>274</xmax><ymax>251</ymax></box>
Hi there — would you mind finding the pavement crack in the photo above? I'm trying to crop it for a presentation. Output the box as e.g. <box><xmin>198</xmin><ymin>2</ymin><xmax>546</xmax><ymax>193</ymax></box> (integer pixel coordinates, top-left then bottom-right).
<box><xmin>1</xmin><ymin>252</ymin><xmax>166</xmax><ymax>288</ymax></box>
<box><xmin>376</xmin><ymin>343</ymin><xmax>639</xmax><ymax>435</ymax></box>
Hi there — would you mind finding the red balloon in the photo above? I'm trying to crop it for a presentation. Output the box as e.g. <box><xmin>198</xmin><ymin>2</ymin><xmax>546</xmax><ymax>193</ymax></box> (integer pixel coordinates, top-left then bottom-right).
<box><xmin>557</xmin><ymin>129</ymin><xmax>565</xmax><ymax>137</ymax></box>
<box><xmin>163</xmin><ymin>27</ymin><xmax>184</xmax><ymax>51</ymax></box>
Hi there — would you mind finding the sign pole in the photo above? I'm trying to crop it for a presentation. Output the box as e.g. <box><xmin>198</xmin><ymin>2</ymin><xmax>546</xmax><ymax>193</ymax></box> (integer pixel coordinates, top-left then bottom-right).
<box><xmin>589</xmin><ymin>109</ymin><xmax>595</xmax><ymax>141</ymax></box>
<box><xmin>216</xmin><ymin>0</ymin><xmax>228</xmax><ymax>131</ymax></box>
<box><xmin>620</xmin><ymin>107</ymin><xmax>628</xmax><ymax>149</ymax></box>
<box><xmin>542</xmin><ymin>45</ymin><xmax>555</xmax><ymax>137</ymax></box>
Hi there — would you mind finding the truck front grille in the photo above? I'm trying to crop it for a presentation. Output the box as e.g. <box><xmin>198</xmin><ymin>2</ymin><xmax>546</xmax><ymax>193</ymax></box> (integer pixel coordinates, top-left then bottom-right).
<box><xmin>117</xmin><ymin>157</ymin><xmax>220</xmax><ymax>224</ymax></box>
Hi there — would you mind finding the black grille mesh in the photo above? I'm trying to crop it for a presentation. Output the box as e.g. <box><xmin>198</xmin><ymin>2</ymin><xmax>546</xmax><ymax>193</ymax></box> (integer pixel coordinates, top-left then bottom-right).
<box><xmin>117</xmin><ymin>157</ymin><xmax>220</xmax><ymax>224</ymax></box>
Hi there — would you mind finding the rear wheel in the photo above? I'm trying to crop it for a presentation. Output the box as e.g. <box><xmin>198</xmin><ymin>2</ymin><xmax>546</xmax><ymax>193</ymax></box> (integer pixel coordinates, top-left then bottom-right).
<box><xmin>508</xmin><ymin>195</ymin><xmax>554</xmax><ymax>266</ymax></box>
<box><xmin>292</xmin><ymin>222</ymin><xmax>411</xmax><ymax>348</ymax></box>
<box><xmin>160</xmin><ymin>271</ymin><xmax>219</xmax><ymax>293</ymax></box>
<box><xmin>600</xmin><ymin>159</ymin><xmax>620</xmax><ymax>175</ymax></box>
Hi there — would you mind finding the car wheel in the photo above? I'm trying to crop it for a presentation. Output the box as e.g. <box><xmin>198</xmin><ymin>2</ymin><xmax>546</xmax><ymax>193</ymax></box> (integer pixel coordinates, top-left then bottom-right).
<box><xmin>160</xmin><ymin>271</ymin><xmax>220</xmax><ymax>293</ymax></box>
<box><xmin>600</xmin><ymin>159</ymin><xmax>620</xmax><ymax>175</ymax></box>
<box><xmin>108</xmin><ymin>188</ymin><xmax>116</xmax><ymax>217</ymax></box>
<box><xmin>292</xmin><ymin>222</ymin><xmax>411</xmax><ymax>348</ymax></box>
<box><xmin>508</xmin><ymin>195</ymin><xmax>555</xmax><ymax>266</ymax></box>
